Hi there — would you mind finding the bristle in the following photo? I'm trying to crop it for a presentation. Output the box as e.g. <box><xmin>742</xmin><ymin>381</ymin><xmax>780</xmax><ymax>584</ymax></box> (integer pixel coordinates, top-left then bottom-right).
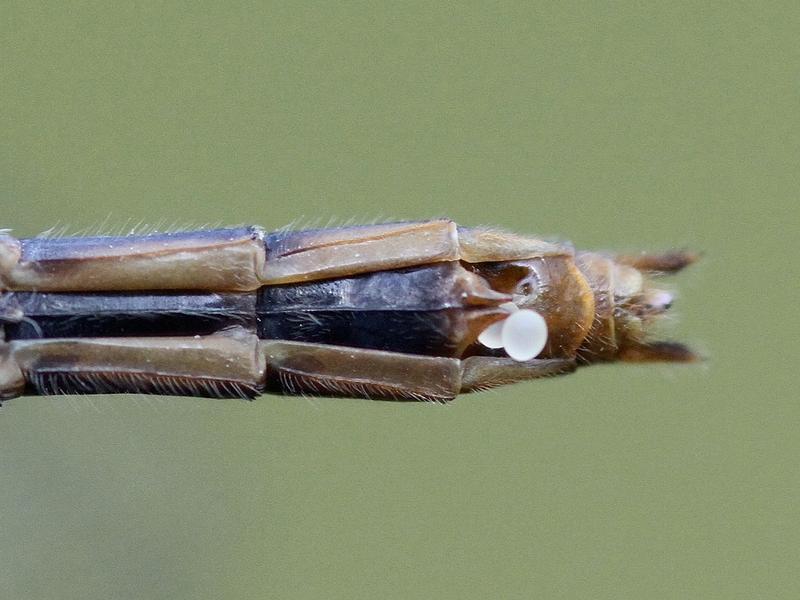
<box><xmin>274</xmin><ymin>367</ymin><xmax>451</xmax><ymax>403</ymax></box>
<box><xmin>26</xmin><ymin>370</ymin><xmax>260</xmax><ymax>399</ymax></box>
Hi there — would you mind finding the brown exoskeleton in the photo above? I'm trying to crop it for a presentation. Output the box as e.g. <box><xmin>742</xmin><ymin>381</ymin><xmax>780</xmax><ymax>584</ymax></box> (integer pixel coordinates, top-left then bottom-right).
<box><xmin>0</xmin><ymin>220</ymin><xmax>699</xmax><ymax>403</ymax></box>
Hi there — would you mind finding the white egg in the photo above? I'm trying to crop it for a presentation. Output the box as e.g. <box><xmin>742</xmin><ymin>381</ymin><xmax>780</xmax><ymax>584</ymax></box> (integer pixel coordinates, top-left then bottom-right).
<box><xmin>501</xmin><ymin>309</ymin><xmax>548</xmax><ymax>362</ymax></box>
<box><xmin>477</xmin><ymin>302</ymin><xmax>520</xmax><ymax>349</ymax></box>
<box><xmin>477</xmin><ymin>320</ymin><xmax>505</xmax><ymax>349</ymax></box>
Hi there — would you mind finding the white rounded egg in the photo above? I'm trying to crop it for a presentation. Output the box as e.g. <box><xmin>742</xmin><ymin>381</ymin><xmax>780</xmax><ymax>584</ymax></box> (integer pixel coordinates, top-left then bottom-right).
<box><xmin>501</xmin><ymin>309</ymin><xmax>548</xmax><ymax>362</ymax></box>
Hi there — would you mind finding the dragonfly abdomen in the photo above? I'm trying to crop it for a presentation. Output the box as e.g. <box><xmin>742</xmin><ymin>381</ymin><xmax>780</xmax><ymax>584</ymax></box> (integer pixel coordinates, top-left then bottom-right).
<box><xmin>0</xmin><ymin>221</ymin><xmax>699</xmax><ymax>402</ymax></box>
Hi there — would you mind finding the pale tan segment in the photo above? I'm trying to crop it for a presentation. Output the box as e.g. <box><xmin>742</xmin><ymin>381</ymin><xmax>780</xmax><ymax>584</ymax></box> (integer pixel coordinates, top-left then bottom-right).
<box><xmin>457</xmin><ymin>226</ymin><xmax>573</xmax><ymax>263</ymax></box>
<box><xmin>0</xmin><ymin>342</ymin><xmax>25</xmax><ymax>400</ymax></box>
<box><xmin>459</xmin><ymin>355</ymin><xmax>576</xmax><ymax>393</ymax></box>
<box><xmin>0</xmin><ymin>229</ymin><xmax>266</xmax><ymax>292</ymax></box>
<box><xmin>259</xmin><ymin>340</ymin><xmax>462</xmax><ymax>401</ymax></box>
<box><xmin>260</xmin><ymin>220</ymin><xmax>460</xmax><ymax>284</ymax></box>
<box><xmin>5</xmin><ymin>328</ymin><xmax>265</xmax><ymax>398</ymax></box>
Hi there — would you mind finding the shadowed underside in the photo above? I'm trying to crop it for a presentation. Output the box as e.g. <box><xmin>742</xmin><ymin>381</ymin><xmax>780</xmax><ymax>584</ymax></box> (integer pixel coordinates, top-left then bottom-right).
<box><xmin>0</xmin><ymin>221</ymin><xmax>698</xmax><ymax>403</ymax></box>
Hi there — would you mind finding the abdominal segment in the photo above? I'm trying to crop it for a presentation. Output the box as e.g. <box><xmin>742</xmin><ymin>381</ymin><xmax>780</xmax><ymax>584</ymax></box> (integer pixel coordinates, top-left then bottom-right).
<box><xmin>258</xmin><ymin>262</ymin><xmax>506</xmax><ymax>357</ymax></box>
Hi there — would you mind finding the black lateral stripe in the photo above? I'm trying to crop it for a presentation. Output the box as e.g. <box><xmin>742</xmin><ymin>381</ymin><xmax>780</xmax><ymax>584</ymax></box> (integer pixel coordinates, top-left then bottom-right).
<box><xmin>258</xmin><ymin>310</ymin><xmax>461</xmax><ymax>357</ymax></box>
<box><xmin>255</xmin><ymin>264</ymin><xmax>477</xmax><ymax>356</ymax></box>
<box><xmin>4</xmin><ymin>292</ymin><xmax>257</xmax><ymax>339</ymax></box>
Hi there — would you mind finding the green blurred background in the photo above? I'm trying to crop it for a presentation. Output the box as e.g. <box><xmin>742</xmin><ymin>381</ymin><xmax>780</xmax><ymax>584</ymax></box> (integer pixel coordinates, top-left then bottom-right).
<box><xmin>1</xmin><ymin>2</ymin><xmax>797</xmax><ymax>598</ymax></box>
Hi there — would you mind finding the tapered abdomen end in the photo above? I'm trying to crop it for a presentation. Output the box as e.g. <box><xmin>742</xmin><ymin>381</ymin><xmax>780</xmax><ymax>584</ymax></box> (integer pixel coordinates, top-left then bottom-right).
<box><xmin>616</xmin><ymin>250</ymin><xmax>701</xmax><ymax>274</ymax></box>
<box><xmin>618</xmin><ymin>341</ymin><xmax>702</xmax><ymax>363</ymax></box>
<box><xmin>576</xmin><ymin>249</ymin><xmax>701</xmax><ymax>365</ymax></box>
